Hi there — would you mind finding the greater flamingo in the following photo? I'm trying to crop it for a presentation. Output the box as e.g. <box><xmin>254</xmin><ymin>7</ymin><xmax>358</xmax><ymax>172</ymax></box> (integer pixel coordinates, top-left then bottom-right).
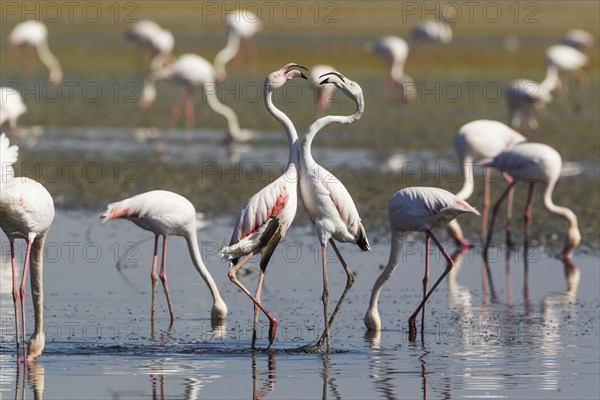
<box><xmin>363</xmin><ymin>187</ymin><xmax>479</xmax><ymax>341</ymax></box>
<box><xmin>447</xmin><ymin>120</ymin><xmax>526</xmax><ymax>248</ymax></box>
<box><xmin>299</xmin><ymin>72</ymin><xmax>370</xmax><ymax>352</ymax></box>
<box><xmin>100</xmin><ymin>190</ymin><xmax>228</xmax><ymax>328</ymax></box>
<box><xmin>8</xmin><ymin>21</ymin><xmax>62</xmax><ymax>84</ymax></box>
<box><xmin>365</xmin><ymin>36</ymin><xmax>415</xmax><ymax>101</ymax></box>
<box><xmin>214</xmin><ymin>10</ymin><xmax>262</xmax><ymax>82</ymax></box>
<box><xmin>139</xmin><ymin>54</ymin><xmax>252</xmax><ymax>142</ymax></box>
<box><xmin>504</xmin><ymin>63</ymin><xmax>559</xmax><ymax>135</ymax></box>
<box><xmin>0</xmin><ymin>133</ymin><xmax>54</xmax><ymax>362</ymax></box>
<box><xmin>221</xmin><ymin>63</ymin><xmax>306</xmax><ymax>348</ymax></box>
<box><xmin>563</xmin><ymin>29</ymin><xmax>595</xmax><ymax>51</ymax></box>
<box><xmin>125</xmin><ymin>20</ymin><xmax>174</xmax><ymax>71</ymax></box>
<box><xmin>546</xmin><ymin>44</ymin><xmax>589</xmax><ymax>109</ymax></box>
<box><xmin>411</xmin><ymin>7</ymin><xmax>454</xmax><ymax>79</ymax></box>
<box><xmin>309</xmin><ymin>64</ymin><xmax>337</xmax><ymax>117</ymax></box>
<box><xmin>0</xmin><ymin>87</ymin><xmax>27</xmax><ymax>137</ymax></box>
<box><xmin>483</xmin><ymin>142</ymin><xmax>581</xmax><ymax>259</ymax></box>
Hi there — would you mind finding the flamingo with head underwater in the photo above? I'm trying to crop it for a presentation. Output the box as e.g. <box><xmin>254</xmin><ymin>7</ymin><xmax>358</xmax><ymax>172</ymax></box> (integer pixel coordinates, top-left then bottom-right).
<box><xmin>447</xmin><ymin>119</ymin><xmax>526</xmax><ymax>248</ymax></box>
<box><xmin>125</xmin><ymin>20</ymin><xmax>174</xmax><ymax>71</ymax></box>
<box><xmin>139</xmin><ymin>53</ymin><xmax>253</xmax><ymax>143</ymax></box>
<box><xmin>101</xmin><ymin>190</ymin><xmax>228</xmax><ymax>331</ymax></box>
<box><xmin>0</xmin><ymin>133</ymin><xmax>54</xmax><ymax>363</ymax></box>
<box><xmin>8</xmin><ymin>20</ymin><xmax>62</xmax><ymax>84</ymax></box>
<box><xmin>299</xmin><ymin>71</ymin><xmax>370</xmax><ymax>352</ymax></box>
<box><xmin>483</xmin><ymin>142</ymin><xmax>581</xmax><ymax>260</ymax></box>
<box><xmin>221</xmin><ymin>63</ymin><xmax>306</xmax><ymax>349</ymax></box>
<box><xmin>366</xmin><ymin>36</ymin><xmax>415</xmax><ymax>101</ymax></box>
<box><xmin>364</xmin><ymin>187</ymin><xmax>479</xmax><ymax>341</ymax></box>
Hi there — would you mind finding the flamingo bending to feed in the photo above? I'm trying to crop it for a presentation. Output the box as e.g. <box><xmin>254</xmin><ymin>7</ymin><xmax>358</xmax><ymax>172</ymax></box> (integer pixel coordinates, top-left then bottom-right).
<box><xmin>364</xmin><ymin>187</ymin><xmax>479</xmax><ymax>340</ymax></box>
<box><xmin>484</xmin><ymin>142</ymin><xmax>581</xmax><ymax>260</ymax></box>
<box><xmin>8</xmin><ymin>21</ymin><xmax>62</xmax><ymax>84</ymax></box>
<box><xmin>366</xmin><ymin>36</ymin><xmax>415</xmax><ymax>101</ymax></box>
<box><xmin>222</xmin><ymin>63</ymin><xmax>306</xmax><ymax>348</ymax></box>
<box><xmin>0</xmin><ymin>133</ymin><xmax>54</xmax><ymax>362</ymax></box>
<box><xmin>125</xmin><ymin>20</ymin><xmax>174</xmax><ymax>71</ymax></box>
<box><xmin>0</xmin><ymin>87</ymin><xmax>27</xmax><ymax>136</ymax></box>
<box><xmin>101</xmin><ymin>191</ymin><xmax>228</xmax><ymax>326</ymax></box>
<box><xmin>546</xmin><ymin>44</ymin><xmax>589</xmax><ymax>109</ymax></box>
<box><xmin>214</xmin><ymin>10</ymin><xmax>262</xmax><ymax>82</ymax></box>
<box><xmin>139</xmin><ymin>54</ymin><xmax>252</xmax><ymax>142</ymax></box>
<box><xmin>299</xmin><ymin>72</ymin><xmax>370</xmax><ymax>352</ymax></box>
<box><xmin>447</xmin><ymin>120</ymin><xmax>526</xmax><ymax>248</ymax></box>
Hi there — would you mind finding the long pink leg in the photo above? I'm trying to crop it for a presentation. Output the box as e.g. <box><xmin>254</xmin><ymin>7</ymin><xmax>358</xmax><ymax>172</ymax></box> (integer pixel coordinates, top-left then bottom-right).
<box><xmin>158</xmin><ymin>236</ymin><xmax>175</xmax><ymax>326</ymax></box>
<box><xmin>169</xmin><ymin>89</ymin><xmax>187</xmax><ymax>127</ymax></box>
<box><xmin>502</xmin><ymin>172</ymin><xmax>516</xmax><ymax>246</ymax></box>
<box><xmin>10</xmin><ymin>241</ymin><xmax>21</xmax><ymax>353</ymax></box>
<box><xmin>484</xmin><ymin>182</ymin><xmax>517</xmax><ymax>255</ymax></box>
<box><xmin>19</xmin><ymin>240</ymin><xmax>33</xmax><ymax>363</ymax></box>
<box><xmin>481</xmin><ymin>166</ymin><xmax>491</xmax><ymax>242</ymax></box>
<box><xmin>150</xmin><ymin>235</ymin><xmax>159</xmax><ymax>334</ymax></box>
<box><xmin>184</xmin><ymin>86</ymin><xmax>195</xmax><ymax>130</ymax></box>
<box><xmin>408</xmin><ymin>231</ymin><xmax>454</xmax><ymax>341</ymax></box>
<box><xmin>251</xmin><ymin>270</ymin><xmax>266</xmax><ymax>348</ymax></box>
<box><xmin>244</xmin><ymin>38</ymin><xmax>261</xmax><ymax>79</ymax></box>
<box><xmin>228</xmin><ymin>252</ymin><xmax>278</xmax><ymax>347</ymax></box>
<box><xmin>421</xmin><ymin>236</ymin><xmax>430</xmax><ymax>337</ymax></box>
<box><xmin>320</xmin><ymin>245</ymin><xmax>331</xmax><ymax>353</ymax></box>
<box><xmin>524</xmin><ymin>183</ymin><xmax>535</xmax><ymax>241</ymax></box>
<box><xmin>316</xmin><ymin>240</ymin><xmax>355</xmax><ymax>349</ymax></box>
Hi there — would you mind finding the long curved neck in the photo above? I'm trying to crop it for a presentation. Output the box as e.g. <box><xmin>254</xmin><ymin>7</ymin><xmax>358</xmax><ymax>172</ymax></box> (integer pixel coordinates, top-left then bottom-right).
<box><xmin>263</xmin><ymin>81</ymin><xmax>299</xmax><ymax>166</ymax></box>
<box><xmin>391</xmin><ymin>58</ymin><xmax>405</xmax><ymax>82</ymax></box>
<box><xmin>455</xmin><ymin>156</ymin><xmax>475</xmax><ymax>200</ymax></box>
<box><xmin>542</xmin><ymin>180</ymin><xmax>580</xmax><ymax>244</ymax></box>
<box><xmin>214</xmin><ymin>31</ymin><xmax>241</xmax><ymax>81</ymax></box>
<box><xmin>36</xmin><ymin>40</ymin><xmax>62</xmax><ymax>83</ymax></box>
<box><xmin>301</xmin><ymin>94</ymin><xmax>364</xmax><ymax>165</ymax></box>
<box><xmin>202</xmin><ymin>82</ymin><xmax>242</xmax><ymax>140</ymax></box>
<box><xmin>367</xmin><ymin>230</ymin><xmax>403</xmax><ymax>314</ymax></box>
<box><xmin>185</xmin><ymin>229</ymin><xmax>223</xmax><ymax>304</ymax></box>
<box><xmin>540</xmin><ymin>64</ymin><xmax>559</xmax><ymax>95</ymax></box>
<box><xmin>30</xmin><ymin>233</ymin><xmax>46</xmax><ymax>336</ymax></box>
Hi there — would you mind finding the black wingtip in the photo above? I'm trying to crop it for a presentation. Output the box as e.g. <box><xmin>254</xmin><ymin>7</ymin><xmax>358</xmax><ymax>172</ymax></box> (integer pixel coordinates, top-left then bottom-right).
<box><xmin>357</xmin><ymin>224</ymin><xmax>371</xmax><ymax>252</ymax></box>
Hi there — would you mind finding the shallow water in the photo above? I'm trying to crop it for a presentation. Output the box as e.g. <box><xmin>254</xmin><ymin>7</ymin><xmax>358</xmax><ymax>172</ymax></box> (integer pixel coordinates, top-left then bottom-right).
<box><xmin>1</xmin><ymin>210</ymin><xmax>599</xmax><ymax>399</ymax></box>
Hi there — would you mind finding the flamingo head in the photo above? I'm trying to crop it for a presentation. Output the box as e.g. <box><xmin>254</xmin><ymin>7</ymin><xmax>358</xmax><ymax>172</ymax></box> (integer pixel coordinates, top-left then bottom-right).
<box><xmin>319</xmin><ymin>71</ymin><xmax>365</xmax><ymax>112</ymax></box>
<box><xmin>266</xmin><ymin>63</ymin><xmax>307</xmax><ymax>89</ymax></box>
<box><xmin>559</xmin><ymin>225</ymin><xmax>581</xmax><ymax>260</ymax></box>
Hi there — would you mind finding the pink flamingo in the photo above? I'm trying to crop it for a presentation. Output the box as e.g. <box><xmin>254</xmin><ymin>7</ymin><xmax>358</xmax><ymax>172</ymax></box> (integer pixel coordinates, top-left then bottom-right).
<box><xmin>563</xmin><ymin>29</ymin><xmax>595</xmax><ymax>51</ymax></box>
<box><xmin>484</xmin><ymin>142</ymin><xmax>581</xmax><ymax>260</ymax></box>
<box><xmin>0</xmin><ymin>87</ymin><xmax>27</xmax><ymax>137</ymax></box>
<box><xmin>101</xmin><ymin>190</ymin><xmax>228</xmax><ymax>328</ymax></box>
<box><xmin>125</xmin><ymin>20</ymin><xmax>174</xmax><ymax>71</ymax></box>
<box><xmin>214</xmin><ymin>10</ymin><xmax>262</xmax><ymax>82</ymax></box>
<box><xmin>309</xmin><ymin>64</ymin><xmax>337</xmax><ymax>117</ymax></box>
<box><xmin>363</xmin><ymin>187</ymin><xmax>479</xmax><ymax>340</ymax></box>
<box><xmin>222</xmin><ymin>63</ymin><xmax>306</xmax><ymax>348</ymax></box>
<box><xmin>546</xmin><ymin>44</ymin><xmax>589</xmax><ymax>109</ymax></box>
<box><xmin>365</xmin><ymin>36</ymin><xmax>415</xmax><ymax>101</ymax></box>
<box><xmin>447</xmin><ymin>120</ymin><xmax>526</xmax><ymax>248</ymax></box>
<box><xmin>139</xmin><ymin>53</ymin><xmax>252</xmax><ymax>142</ymax></box>
<box><xmin>0</xmin><ymin>133</ymin><xmax>54</xmax><ymax>362</ymax></box>
<box><xmin>8</xmin><ymin>21</ymin><xmax>62</xmax><ymax>84</ymax></box>
<box><xmin>299</xmin><ymin>72</ymin><xmax>370</xmax><ymax>352</ymax></box>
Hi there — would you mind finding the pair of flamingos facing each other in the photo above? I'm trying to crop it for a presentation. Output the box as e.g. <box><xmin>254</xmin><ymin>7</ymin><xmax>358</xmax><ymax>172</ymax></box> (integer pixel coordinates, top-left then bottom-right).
<box><xmin>0</xmin><ymin>65</ymin><xmax>580</xmax><ymax>362</ymax></box>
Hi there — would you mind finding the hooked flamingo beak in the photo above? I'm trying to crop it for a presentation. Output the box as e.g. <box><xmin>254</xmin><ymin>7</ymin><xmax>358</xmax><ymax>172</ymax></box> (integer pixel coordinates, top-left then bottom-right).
<box><xmin>319</xmin><ymin>71</ymin><xmax>345</xmax><ymax>85</ymax></box>
<box><xmin>283</xmin><ymin>63</ymin><xmax>308</xmax><ymax>79</ymax></box>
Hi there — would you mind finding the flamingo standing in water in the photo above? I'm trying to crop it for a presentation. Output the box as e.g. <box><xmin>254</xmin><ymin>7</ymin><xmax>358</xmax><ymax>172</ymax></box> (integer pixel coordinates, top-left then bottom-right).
<box><xmin>365</xmin><ymin>36</ymin><xmax>415</xmax><ymax>101</ymax></box>
<box><xmin>484</xmin><ymin>142</ymin><xmax>581</xmax><ymax>260</ymax></box>
<box><xmin>8</xmin><ymin>21</ymin><xmax>62</xmax><ymax>84</ymax></box>
<box><xmin>299</xmin><ymin>72</ymin><xmax>370</xmax><ymax>352</ymax></box>
<box><xmin>125</xmin><ymin>20</ymin><xmax>174</xmax><ymax>71</ymax></box>
<box><xmin>222</xmin><ymin>63</ymin><xmax>306</xmax><ymax>348</ymax></box>
<box><xmin>0</xmin><ymin>87</ymin><xmax>27</xmax><ymax>137</ymax></box>
<box><xmin>563</xmin><ymin>29</ymin><xmax>595</xmax><ymax>51</ymax></box>
<box><xmin>545</xmin><ymin>44</ymin><xmax>589</xmax><ymax>110</ymax></box>
<box><xmin>0</xmin><ymin>133</ymin><xmax>54</xmax><ymax>362</ymax></box>
<box><xmin>214</xmin><ymin>10</ymin><xmax>262</xmax><ymax>82</ymax></box>
<box><xmin>139</xmin><ymin>54</ymin><xmax>252</xmax><ymax>142</ymax></box>
<box><xmin>447</xmin><ymin>120</ymin><xmax>526</xmax><ymax>248</ymax></box>
<box><xmin>101</xmin><ymin>190</ymin><xmax>227</xmax><ymax>328</ymax></box>
<box><xmin>363</xmin><ymin>187</ymin><xmax>479</xmax><ymax>340</ymax></box>
<box><xmin>411</xmin><ymin>7</ymin><xmax>454</xmax><ymax>79</ymax></box>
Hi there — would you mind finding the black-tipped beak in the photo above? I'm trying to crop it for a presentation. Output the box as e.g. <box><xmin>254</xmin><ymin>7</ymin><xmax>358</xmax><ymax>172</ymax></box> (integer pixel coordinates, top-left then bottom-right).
<box><xmin>318</xmin><ymin>71</ymin><xmax>344</xmax><ymax>85</ymax></box>
<box><xmin>299</xmin><ymin>72</ymin><xmax>308</xmax><ymax>79</ymax></box>
<box><xmin>286</xmin><ymin>64</ymin><xmax>308</xmax><ymax>72</ymax></box>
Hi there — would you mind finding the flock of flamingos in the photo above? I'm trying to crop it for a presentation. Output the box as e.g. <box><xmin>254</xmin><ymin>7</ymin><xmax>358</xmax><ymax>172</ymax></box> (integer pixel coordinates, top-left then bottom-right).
<box><xmin>0</xmin><ymin>9</ymin><xmax>594</xmax><ymax>365</ymax></box>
